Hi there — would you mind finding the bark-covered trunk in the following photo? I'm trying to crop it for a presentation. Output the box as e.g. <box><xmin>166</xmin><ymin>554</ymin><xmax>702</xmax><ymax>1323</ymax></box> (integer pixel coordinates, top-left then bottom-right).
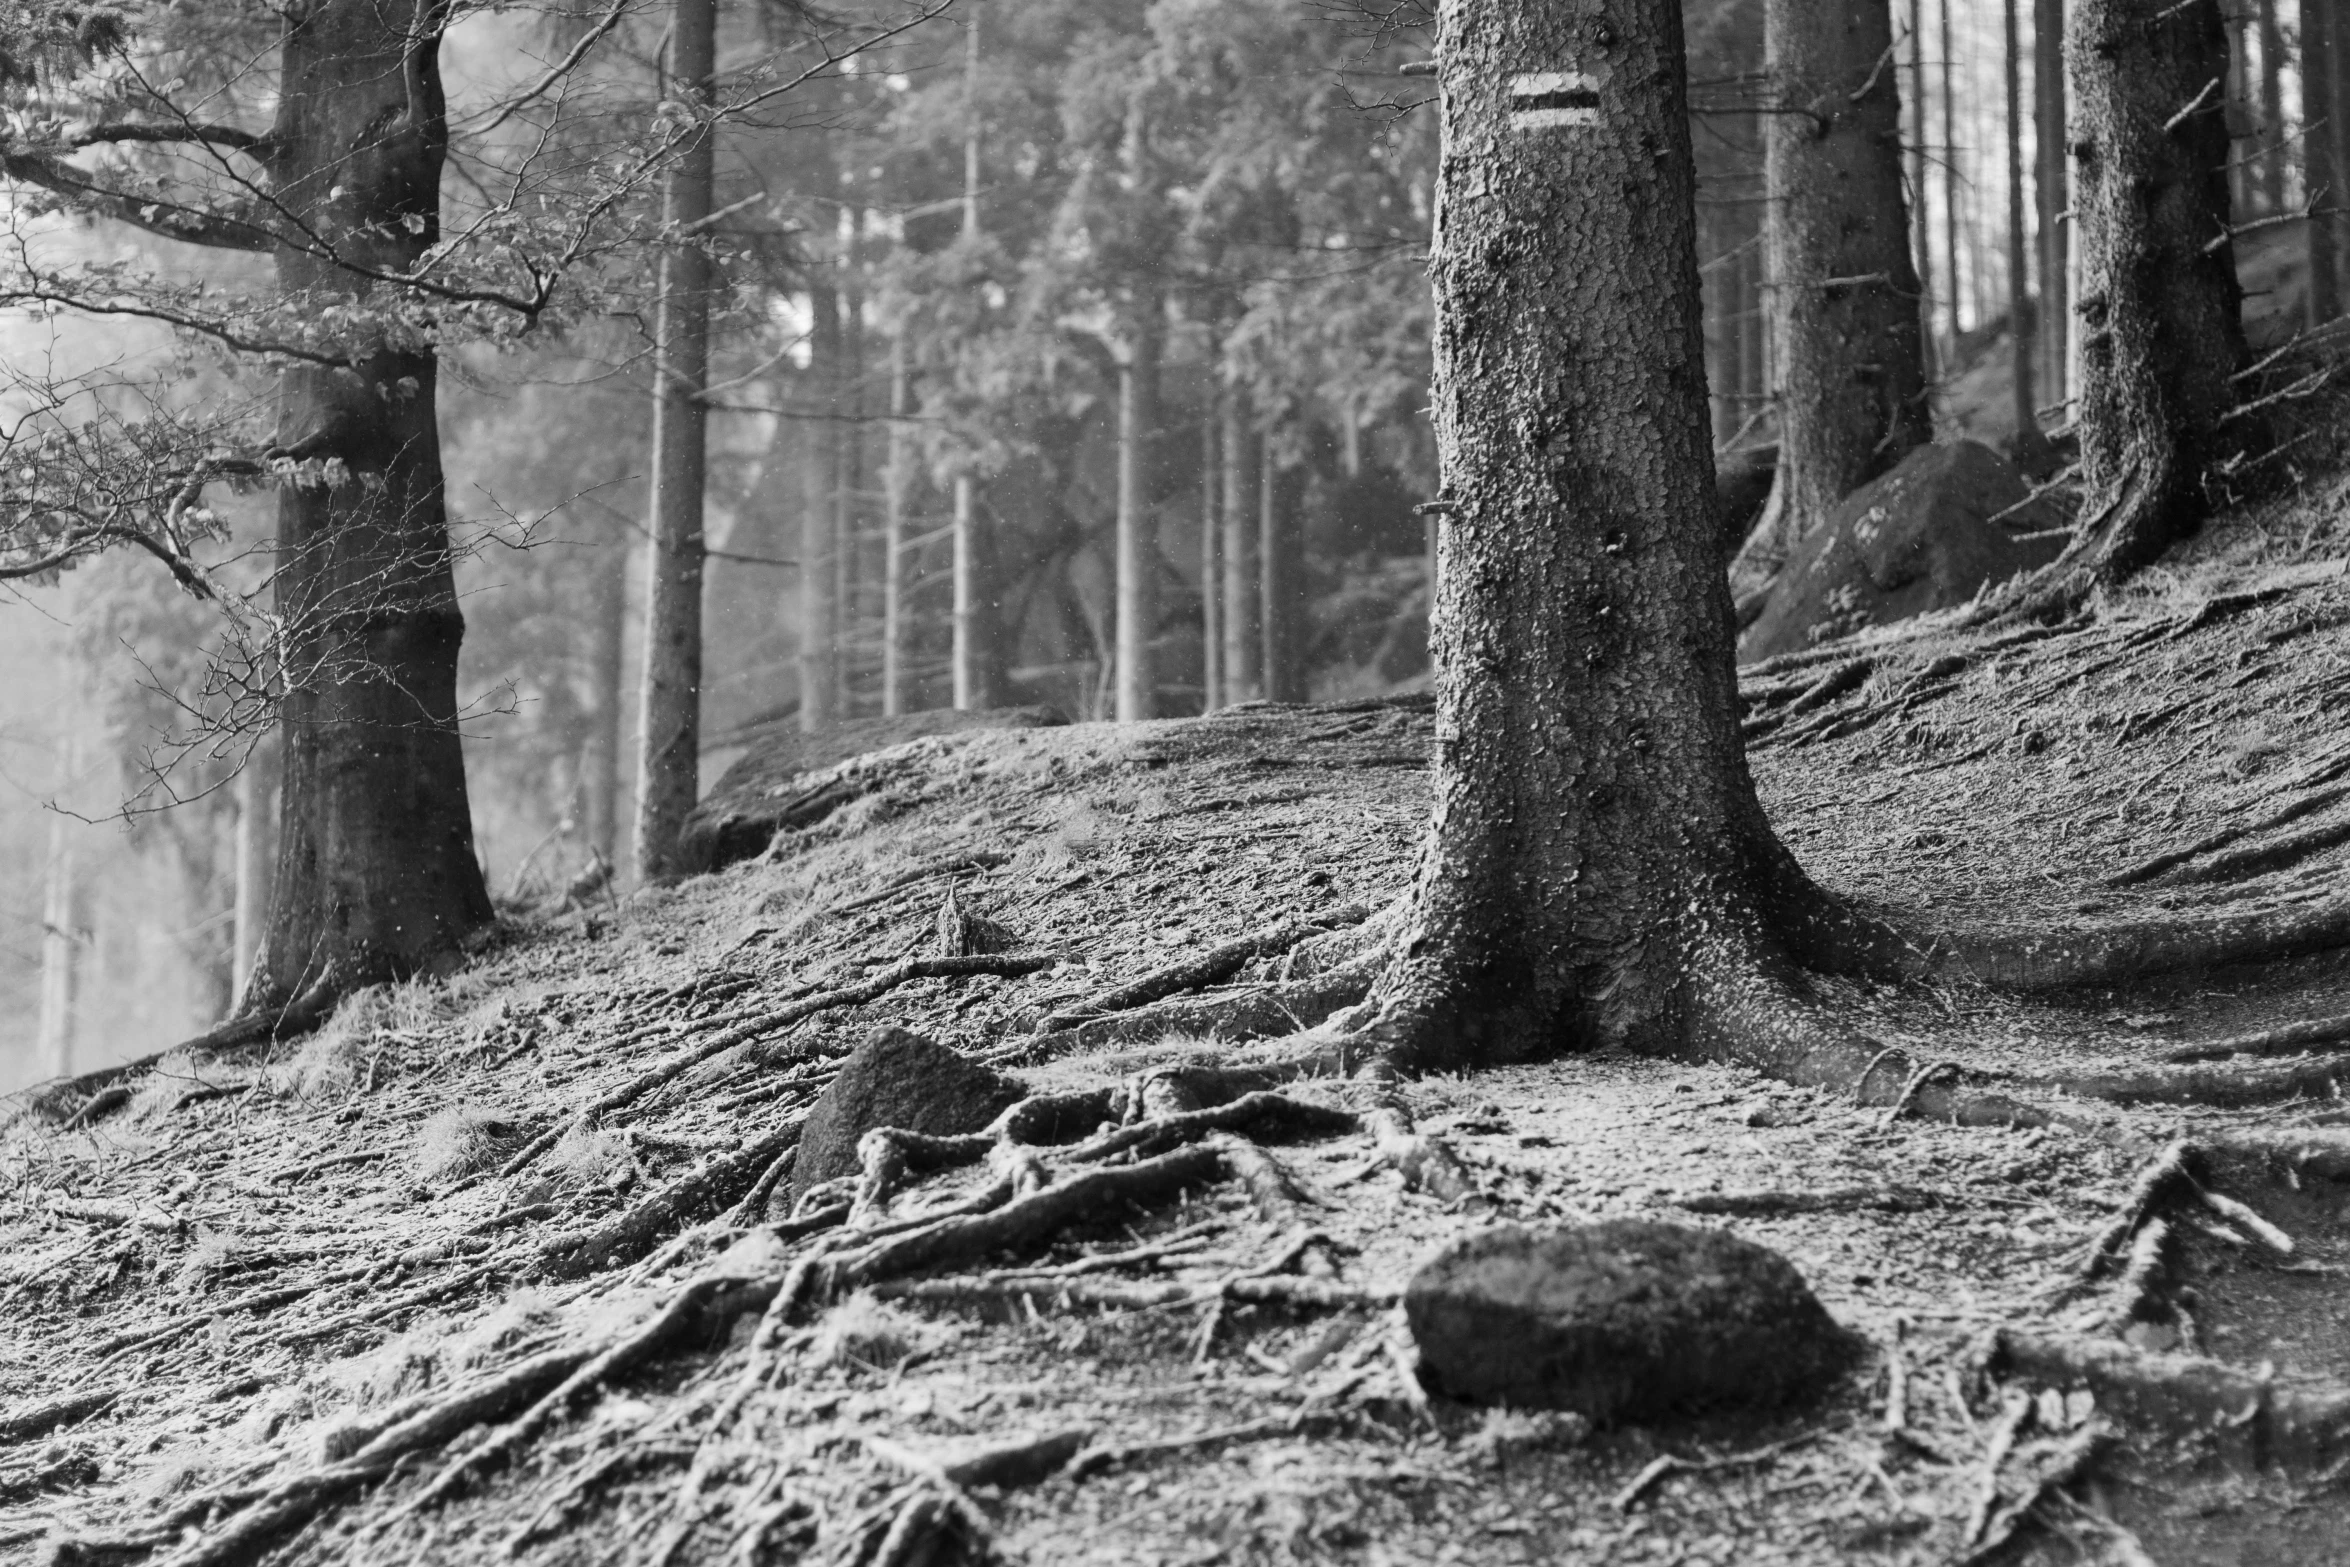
<box><xmin>800</xmin><ymin>280</ymin><xmax>842</xmax><ymax>729</ymax></box>
<box><xmin>230</xmin><ymin>734</ymin><xmax>276</xmax><ymax>1009</ymax></box>
<box><xmin>1747</xmin><ymin>0</ymin><xmax>1930</xmax><ymax>565</ymax></box>
<box><xmin>2007</xmin><ymin>0</ymin><xmax>2040</xmax><ymax>448</ymax></box>
<box><xmin>249</xmin><ymin>0</ymin><xmax>491</xmax><ymax>1008</ymax></box>
<box><xmin>1941</xmin><ymin>0</ymin><xmax>1963</xmax><ymax>349</ymax></box>
<box><xmin>1219</xmin><ymin>391</ymin><xmax>1260</xmax><ymax>703</ymax></box>
<box><xmin>2055</xmin><ymin>0</ymin><xmax>2248</xmax><ymax>586</ymax></box>
<box><xmin>37</xmin><ymin>760</ymin><xmax>77</xmax><ymax>1075</ymax></box>
<box><xmin>2306</xmin><ymin>0</ymin><xmax>2341</xmax><ymax>324</ymax></box>
<box><xmin>581</xmin><ymin>527</ymin><xmax>626</xmax><ymax>866</ymax></box>
<box><xmin>2258</xmin><ymin>0</ymin><xmax>2284</xmax><ymax>215</ymax></box>
<box><xmin>631</xmin><ymin>0</ymin><xmax>716</xmax><ymax>882</ymax></box>
<box><xmin>1366</xmin><ymin>0</ymin><xmax>1796</xmax><ymax>1071</ymax></box>
<box><xmin>882</xmin><ymin>333</ymin><xmax>910</xmax><ymax>716</ymax></box>
<box><xmin>1199</xmin><ymin>401</ymin><xmax>1222</xmax><ymax>711</ymax></box>
<box><xmin>1113</xmin><ymin>300</ymin><xmax>1162</xmax><ymax>722</ymax></box>
<box><xmin>1908</xmin><ymin>0</ymin><xmax>1935</xmax><ymax>383</ymax></box>
<box><xmin>1257</xmin><ymin>430</ymin><xmax>1305</xmax><ymax>704</ymax></box>
<box><xmin>2036</xmin><ymin>0</ymin><xmax>2070</xmax><ymax>406</ymax></box>
<box><xmin>950</xmin><ymin>474</ymin><xmax>997</xmax><ymax>709</ymax></box>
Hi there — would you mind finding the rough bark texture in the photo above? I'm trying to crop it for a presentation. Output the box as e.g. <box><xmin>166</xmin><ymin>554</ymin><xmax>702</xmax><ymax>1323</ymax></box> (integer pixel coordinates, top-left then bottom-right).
<box><xmin>2055</xmin><ymin>0</ymin><xmax>2248</xmax><ymax>588</ymax></box>
<box><xmin>800</xmin><ymin>280</ymin><xmax>842</xmax><ymax>729</ymax></box>
<box><xmin>2306</xmin><ymin>0</ymin><xmax>2341</xmax><ymax>325</ymax></box>
<box><xmin>1114</xmin><ymin>302</ymin><xmax>1162</xmax><ymax>722</ymax></box>
<box><xmin>2006</xmin><ymin>0</ymin><xmax>2039</xmax><ymax>446</ymax></box>
<box><xmin>631</xmin><ymin>0</ymin><xmax>716</xmax><ymax>882</ymax></box>
<box><xmin>1746</xmin><ymin>0</ymin><xmax>1930</xmax><ymax>569</ymax></box>
<box><xmin>1362</xmin><ymin>0</ymin><xmax>1798</xmax><ymax>1070</ymax></box>
<box><xmin>2035</xmin><ymin>0</ymin><xmax>2069</xmax><ymax>406</ymax></box>
<box><xmin>250</xmin><ymin>0</ymin><xmax>492</xmax><ymax>1007</ymax></box>
<box><xmin>230</xmin><ymin>736</ymin><xmax>276</xmax><ymax>1009</ymax></box>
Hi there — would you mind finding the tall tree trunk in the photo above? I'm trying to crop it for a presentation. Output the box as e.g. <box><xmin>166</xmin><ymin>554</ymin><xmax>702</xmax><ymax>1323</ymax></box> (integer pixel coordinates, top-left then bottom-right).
<box><xmin>2332</xmin><ymin>0</ymin><xmax>2350</xmax><ymax>318</ymax></box>
<box><xmin>2007</xmin><ymin>0</ymin><xmax>2040</xmax><ymax>449</ymax></box>
<box><xmin>2036</xmin><ymin>0</ymin><xmax>2070</xmax><ymax>407</ymax></box>
<box><xmin>2259</xmin><ymin>0</ymin><xmax>2285</xmax><ymax>215</ymax></box>
<box><xmin>1258</xmin><ymin>427</ymin><xmax>1305</xmax><ymax>703</ymax></box>
<box><xmin>38</xmin><ymin>741</ymin><xmax>78</xmax><ymax>1077</ymax></box>
<box><xmin>1749</xmin><ymin>0</ymin><xmax>1931</xmax><ymax>569</ymax></box>
<box><xmin>1909</xmin><ymin>0</ymin><xmax>1936</xmax><ymax>384</ymax></box>
<box><xmin>2051</xmin><ymin>0</ymin><xmax>2249</xmax><ymax>589</ymax></box>
<box><xmin>841</xmin><ymin>202</ymin><xmax>868</xmax><ymax>714</ymax></box>
<box><xmin>1219</xmin><ymin>391</ymin><xmax>1259</xmax><ymax>703</ymax></box>
<box><xmin>631</xmin><ymin>0</ymin><xmax>716</xmax><ymax>882</ymax></box>
<box><xmin>1114</xmin><ymin>301</ymin><xmax>1162</xmax><ymax>722</ymax></box>
<box><xmin>951</xmin><ymin>14</ymin><xmax>992</xmax><ymax>711</ymax></box>
<box><xmin>249</xmin><ymin>0</ymin><xmax>492</xmax><ymax>1009</ymax></box>
<box><xmin>231</xmin><ymin>734</ymin><xmax>276</xmax><ymax>1009</ymax></box>
<box><xmin>1363</xmin><ymin>0</ymin><xmax>1801</xmax><ymax>1070</ymax></box>
<box><xmin>582</xmin><ymin>525</ymin><xmax>627</xmax><ymax>866</ymax></box>
<box><xmin>1942</xmin><ymin>0</ymin><xmax>1964</xmax><ymax>350</ymax></box>
<box><xmin>1200</xmin><ymin>400</ymin><xmax>1222</xmax><ymax>711</ymax></box>
<box><xmin>800</xmin><ymin>281</ymin><xmax>842</xmax><ymax>729</ymax></box>
<box><xmin>882</xmin><ymin>332</ymin><xmax>910</xmax><ymax>716</ymax></box>
<box><xmin>2307</xmin><ymin>0</ymin><xmax>2342</xmax><ymax>324</ymax></box>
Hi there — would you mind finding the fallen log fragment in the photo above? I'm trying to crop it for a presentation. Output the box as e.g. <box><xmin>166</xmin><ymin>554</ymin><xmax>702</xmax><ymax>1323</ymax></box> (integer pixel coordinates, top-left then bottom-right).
<box><xmin>868</xmin><ymin>1273</ymin><xmax>1393</xmax><ymax>1312</ymax></box>
<box><xmin>2159</xmin><ymin>1011</ymin><xmax>2350</xmax><ymax>1064</ymax></box>
<box><xmin>0</xmin><ymin>1387</ymin><xmax>120</xmax><ymax>1446</ymax></box>
<box><xmin>1667</xmin><ymin>1185</ymin><xmax>1948</xmax><ymax>1216</ymax></box>
<box><xmin>1031</xmin><ymin>902</ymin><xmax>1377</xmax><ymax>1034</ymax></box>
<box><xmin>2054</xmin><ymin>1054</ymin><xmax>2350</xmax><ymax>1109</ymax></box>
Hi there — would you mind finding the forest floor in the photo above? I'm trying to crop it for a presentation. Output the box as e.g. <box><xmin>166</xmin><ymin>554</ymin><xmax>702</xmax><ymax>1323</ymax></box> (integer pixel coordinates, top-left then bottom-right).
<box><xmin>9</xmin><ymin>488</ymin><xmax>2350</xmax><ymax>1567</ymax></box>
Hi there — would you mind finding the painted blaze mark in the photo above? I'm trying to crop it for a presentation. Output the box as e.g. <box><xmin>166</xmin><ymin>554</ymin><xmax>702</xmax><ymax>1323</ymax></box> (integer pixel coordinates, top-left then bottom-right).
<box><xmin>1509</xmin><ymin>71</ymin><xmax>1599</xmax><ymax>130</ymax></box>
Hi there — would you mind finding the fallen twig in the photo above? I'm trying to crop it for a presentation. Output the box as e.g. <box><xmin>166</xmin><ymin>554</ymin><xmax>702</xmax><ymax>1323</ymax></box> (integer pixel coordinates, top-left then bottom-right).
<box><xmin>1612</xmin><ymin>1432</ymin><xmax>1816</xmax><ymax>1511</ymax></box>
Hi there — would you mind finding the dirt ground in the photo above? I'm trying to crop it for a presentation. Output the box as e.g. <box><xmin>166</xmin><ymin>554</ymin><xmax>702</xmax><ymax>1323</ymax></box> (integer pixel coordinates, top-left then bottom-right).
<box><xmin>7</xmin><ymin>501</ymin><xmax>2350</xmax><ymax>1566</ymax></box>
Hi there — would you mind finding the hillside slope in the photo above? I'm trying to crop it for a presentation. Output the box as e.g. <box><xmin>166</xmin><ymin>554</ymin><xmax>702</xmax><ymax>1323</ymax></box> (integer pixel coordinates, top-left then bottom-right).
<box><xmin>7</xmin><ymin>498</ymin><xmax>2350</xmax><ymax>1566</ymax></box>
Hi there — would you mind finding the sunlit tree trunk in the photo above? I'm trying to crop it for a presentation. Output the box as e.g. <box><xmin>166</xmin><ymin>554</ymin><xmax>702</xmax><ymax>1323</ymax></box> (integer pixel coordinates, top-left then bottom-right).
<box><xmin>2259</xmin><ymin>0</ymin><xmax>2285</xmax><ymax>215</ymax></box>
<box><xmin>1909</xmin><ymin>0</ymin><xmax>1936</xmax><ymax>385</ymax></box>
<box><xmin>1220</xmin><ymin>391</ymin><xmax>1260</xmax><ymax>703</ymax></box>
<box><xmin>1942</xmin><ymin>0</ymin><xmax>1963</xmax><ymax>349</ymax></box>
<box><xmin>800</xmin><ymin>280</ymin><xmax>842</xmax><ymax>729</ymax></box>
<box><xmin>883</xmin><ymin>333</ymin><xmax>910</xmax><ymax>716</ymax></box>
<box><xmin>951</xmin><ymin>15</ymin><xmax>994</xmax><ymax>711</ymax></box>
<box><xmin>2006</xmin><ymin>0</ymin><xmax>2040</xmax><ymax>448</ymax></box>
<box><xmin>1114</xmin><ymin>299</ymin><xmax>1163</xmax><ymax>721</ymax></box>
<box><xmin>632</xmin><ymin>0</ymin><xmax>716</xmax><ymax>881</ymax></box>
<box><xmin>250</xmin><ymin>0</ymin><xmax>492</xmax><ymax>1008</ymax></box>
<box><xmin>1200</xmin><ymin>400</ymin><xmax>1222</xmax><ymax>711</ymax></box>
<box><xmin>231</xmin><ymin>734</ymin><xmax>276</xmax><ymax>1009</ymax></box>
<box><xmin>2036</xmin><ymin>0</ymin><xmax>2070</xmax><ymax>406</ymax></box>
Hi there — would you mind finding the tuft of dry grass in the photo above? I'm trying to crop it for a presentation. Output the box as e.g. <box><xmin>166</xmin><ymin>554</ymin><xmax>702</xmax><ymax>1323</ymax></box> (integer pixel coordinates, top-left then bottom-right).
<box><xmin>809</xmin><ymin>1291</ymin><xmax>942</xmax><ymax>1371</ymax></box>
<box><xmin>413</xmin><ymin>1105</ymin><xmax>527</xmax><ymax>1186</ymax></box>
<box><xmin>534</xmin><ymin>1123</ymin><xmax>636</xmax><ymax>1194</ymax></box>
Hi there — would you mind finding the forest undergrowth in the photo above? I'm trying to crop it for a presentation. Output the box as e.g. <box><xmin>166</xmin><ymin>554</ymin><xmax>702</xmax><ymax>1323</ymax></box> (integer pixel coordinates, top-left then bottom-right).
<box><xmin>9</xmin><ymin>493</ymin><xmax>2350</xmax><ymax>1566</ymax></box>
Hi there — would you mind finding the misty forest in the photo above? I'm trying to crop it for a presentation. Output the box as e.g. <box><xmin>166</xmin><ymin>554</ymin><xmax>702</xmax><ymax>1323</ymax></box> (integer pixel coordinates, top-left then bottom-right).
<box><xmin>11</xmin><ymin>0</ymin><xmax>2350</xmax><ymax>1562</ymax></box>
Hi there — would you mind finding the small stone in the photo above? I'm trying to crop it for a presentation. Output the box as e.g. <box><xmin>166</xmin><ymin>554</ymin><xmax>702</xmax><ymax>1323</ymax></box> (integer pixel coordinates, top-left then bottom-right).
<box><xmin>1404</xmin><ymin>1220</ymin><xmax>1853</xmax><ymax>1422</ymax></box>
<box><xmin>781</xmin><ymin>1027</ymin><xmax>1026</xmax><ymax>1212</ymax></box>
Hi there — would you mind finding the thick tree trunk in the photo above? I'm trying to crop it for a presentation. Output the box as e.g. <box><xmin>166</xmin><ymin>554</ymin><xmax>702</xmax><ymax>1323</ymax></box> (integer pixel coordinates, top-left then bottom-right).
<box><xmin>2052</xmin><ymin>0</ymin><xmax>2249</xmax><ymax>586</ymax></box>
<box><xmin>230</xmin><ymin>734</ymin><xmax>276</xmax><ymax>1009</ymax></box>
<box><xmin>800</xmin><ymin>282</ymin><xmax>842</xmax><ymax>729</ymax></box>
<box><xmin>1199</xmin><ymin>402</ymin><xmax>1221</xmax><ymax>712</ymax></box>
<box><xmin>1748</xmin><ymin>0</ymin><xmax>1931</xmax><ymax>568</ymax></box>
<box><xmin>1257</xmin><ymin>430</ymin><xmax>1305</xmax><ymax>704</ymax></box>
<box><xmin>883</xmin><ymin>333</ymin><xmax>910</xmax><ymax>717</ymax></box>
<box><xmin>2258</xmin><ymin>0</ymin><xmax>2285</xmax><ymax>215</ymax></box>
<box><xmin>1219</xmin><ymin>392</ymin><xmax>1260</xmax><ymax>703</ymax></box>
<box><xmin>249</xmin><ymin>0</ymin><xmax>492</xmax><ymax>1008</ymax></box>
<box><xmin>2306</xmin><ymin>0</ymin><xmax>2341</xmax><ymax>324</ymax></box>
<box><xmin>2036</xmin><ymin>0</ymin><xmax>2070</xmax><ymax>406</ymax></box>
<box><xmin>1364</xmin><ymin>0</ymin><xmax>1796</xmax><ymax>1071</ymax></box>
<box><xmin>2007</xmin><ymin>0</ymin><xmax>2040</xmax><ymax>448</ymax></box>
<box><xmin>1114</xmin><ymin>302</ymin><xmax>1162</xmax><ymax>722</ymax></box>
<box><xmin>950</xmin><ymin>474</ymin><xmax>997</xmax><ymax>709</ymax></box>
<box><xmin>632</xmin><ymin>0</ymin><xmax>716</xmax><ymax>882</ymax></box>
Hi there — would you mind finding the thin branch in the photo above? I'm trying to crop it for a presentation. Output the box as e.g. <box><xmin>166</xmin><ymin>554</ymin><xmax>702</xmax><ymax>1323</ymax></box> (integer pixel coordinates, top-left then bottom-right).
<box><xmin>466</xmin><ymin>0</ymin><xmax>639</xmax><ymax>138</ymax></box>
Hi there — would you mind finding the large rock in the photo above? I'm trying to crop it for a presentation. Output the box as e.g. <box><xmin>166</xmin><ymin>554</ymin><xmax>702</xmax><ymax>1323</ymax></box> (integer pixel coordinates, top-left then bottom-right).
<box><xmin>782</xmin><ymin>1028</ymin><xmax>1026</xmax><ymax>1212</ymax></box>
<box><xmin>1739</xmin><ymin>440</ymin><xmax>2065</xmax><ymax>662</ymax></box>
<box><xmin>682</xmin><ymin>706</ymin><xmax>1067</xmax><ymax>873</ymax></box>
<box><xmin>1404</xmin><ymin>1221</ymin><xmax>1851</xmax><ymax>1421</ymax></box>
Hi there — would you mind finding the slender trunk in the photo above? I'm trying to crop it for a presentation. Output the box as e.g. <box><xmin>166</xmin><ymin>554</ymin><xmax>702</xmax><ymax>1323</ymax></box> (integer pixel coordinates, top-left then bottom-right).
<box><xmin>1371</xmin><ymin>0</ymin><xmax>1796</xmax><ymax>1068</ymax></box>
<box><xmin>883</xmin><ymin>333</ymin><xmax>909</xmax><ymax>716</ymax></box>
<box><xmin>2260</xmin><ymin>0</ymin><xmax>2285</xmax><ymax>215</ymax></box>
<box><xmin>1219</xmin><ymin>390</ymin><xmax>1260</xmax><ymax>702</ymax></box>
<box><xmin>800</xmin><ymin>281</ymin><xmax>842</xmax><ymax>729</ymax></box>
<box><xmin>250</xmin><ymin>0</ymin><xmax>492</xmax><ymax>1008</ymax></box>
<box><xmin>2228</xmin><ymin>4</ymin><xmax>2251</xmax><ymax>216</ymax></box>
<box><xmin>2307</xmin><ymin>0</ymin><xmax>2341</xmax><ymax>324</ymax></box>
<box><xmin>1910</xmin><ymin>0</ymin><xmax>1936</xmax><ymax>385</ymax></box>
<box><xmin>841</xmin><ymin>203</ymin><xmax>867</xmax><ymax>714</ymax></box>
<box><xmin>2035</xmin><ymin>0</ymin><xmax>2069</xmax><ymax>407</ymax></box>
<box><xmin>951</xmin><ymin>475</ymin><xmax>996</xmax><ymax>708</ymax></box>
<box><xmin>1741</xmin><ymin>238</ymin><xmax>1767</xmax><ymax>427</ymax></box>
<box><xmin>1114</xmin><ymin>301</ymin><xmax>1162</xmax><ymax>722</ymax></box>
<box><xmin>2006</xmin><ymin>0</ymin><xmax>2039</xmax><ymax>445</ymax></box>
<box><xmin>1200</xmin><ymin>400</ymin><xmax>1222</xmax><ymax>712</ymax></box>
<box><xmin>2332</xmin><ymin>0</ymin><xmax>2350</xmax><ymax>315</ymax></box>
<box><xmin>582</xmin><ymin>526</ymin><xmax>626</xmax><ymax>865</ymax></box>
<box><xmin>1752</xmin><ymin>0</ymin><xmax>1931</xmax><ymax>562</ymax></box>
<box><xmin>37</xmin><ymin>743</ymin><xmax>77</xmax><ymax>1077</ymax></box>
<box><xmin>1942</xmin><ymin>0</ymin><xmax>1964</xmax><ymax>349</ymax></box>
<box><xmin>2060</xmin><ymin>0</ymin><xmax>2248</xmax><ymax>584</ymax></box>
<box><xmin>231</xmin><ymin>734</ymin><xmax>276</xmax><ymax>1009</ymax></box>
<box><xmin>1258</xmin><ymin>427</ymin><xmax>1305</xmax><ymax>704</ymax></box>
<box><xmin>631</xmin><ymin>0</ymin><xmax>716</xmax><ymax>882</ymax></box>
<box><xmin>1718</xmin><ymin>228</ymin><xmax>1751</xmax><ymax>444</ymax></box>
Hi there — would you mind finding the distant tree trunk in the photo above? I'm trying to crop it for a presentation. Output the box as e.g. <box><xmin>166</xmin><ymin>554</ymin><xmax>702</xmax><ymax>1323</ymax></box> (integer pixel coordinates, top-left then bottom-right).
<box><xmin>2045</xmin><ymin>0</ymin><xmax>2248</xmax><ymax>592</ymax></box>
<box><xmin>1200</xmin><ymin>402</ymin><xmax>1222</xmax><ymax>711</ymax></box>
<box><xmin>2227</xmin><ymin>3</ymin><xmax>2251</xmax><ymax>216</ymax></box>
<box><xmin>38</xmin><ymin>745</ymin><xmax>78</xmax><ymax>1077</ymax></box>
<box><xmin>1909</xmin><ymin>0</ymin><xmax>1936</xmax><ymax>384</ymax></box>
<box><xmin>2036</xmin><ymin>0</ymin><xmax>2070</xmax><ymax>406</ymax></box>
<box><xmin>1220</xmin><ymin>391</ymin><xmax>1260</xmax><ymax>702</ymax></box>
<box><xmin>2307</xmin><ymin>0</ymin><xmax>2341</xmax><ymax>324</ymax></box>
<box><xmin>2332</xmin><ymin>0</ymin><xmax>2350</xmax><ymax>315</ymax></box>
<box><xmin>801</xmin><ymin>281</ymin><xmax>842</xmax><ymax>729</ymax></box>
<box><xmin>2259</xmin><ymin>0</ymin><xmax>2285</xmax><ymax>215</ymax></box>
<box><xmin>1258</xmin><ymin>428</ymin><xmax>1306</xmax><ymax>703</ymax></box>
<box><xmin>1749</xmin><ymin>0</ymin><xmax>1931</xmax><ymax>568</ymax></box>
<box><xmin>249</xmin><ymin>0</ymin><xmax>492</xmax><ymax>1009</ymax></box>
<box><xmin>882</xmin><ymin>332</ymin><xmax>910</xmax><ymax>716</ymax></box>
<box><xmin>582</xmin><ymin>527</ymin><xmax>627</xmax><ymax>865</ymax></box>
<box><xmin>631</xmin><ymin>0</ymin><xmax>716</xmax><ymax>882</ymax></box>
<box><xmin>231</xmin><ymin>735</ymin><xmax>277</xmax><ymax>1009</ymax></box>
<box><xmin>1114</xmin><ymin>299</ymin><xmax>1163</xmax><ymax>722</ymax></box>
<box><xmin>841</xmin><ymin>203</ymin><xmax>869</xmax><ymax>714</ymax></box>
<box><xmin>1942</xmin><ymin>0</ymin><xmax>1964</xmax><ymax>350</ymax></box>
<box><xmin>2006</xmin><ymin>0</ymin><xmax>2040</xmax><ymax>449</ymax></box>
<box><xmin>951</xmin><ymin>474</ymin><xmax>997</xmax><ymax>709</ymax></box>
<box><xmin>1716</xmin><ymin>225</ymin><xmax>1751</xmax><ymax>443</ymax></box>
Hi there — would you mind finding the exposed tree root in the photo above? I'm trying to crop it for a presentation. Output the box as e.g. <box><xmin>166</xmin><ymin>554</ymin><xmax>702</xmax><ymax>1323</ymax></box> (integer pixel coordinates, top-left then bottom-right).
<box><xmin>1030</xmin><ymin>900</ymin><xmax>1380</xmax><ymax>1033</ymax></box>
<box><xmin>2208</xmin><ymin>1125</ymin><xmax>2350</xmax><ymax>1182</ymax></box>
<box><xmin>1362</xmin><ymin>1094</ymin><xmax>1486</xmax><ymax>1207</ymax></box>
<box><xmin>1667</xmin><ymin>1185</ymin><xmax>1952</xmax><ymax>1216</ymax></box>
<box><xmin>500</xmin><ymin>953</ymin><xmax>1054</xmax><ymax>1177</ymax></box>
<box><xmin>538</xmin><ymin>1118</ymin><xmax>808</xmax><ymax>1280</ymax></box>
<box><xmin>16</xmin><ymin>983</ymin><xmax>338</xmax><ymax>1127</ymax></box>
<box><xmin>996</xmin><ymin>951</ymin><xmax>1384</xmax><ymax>1065</ymax></box>
<box><xmin>1958</xmin><ymin>1419</ymin><xmax>2116</xmax><ymax>1567</ymax></box>
<box><xmin>866</xmin><ymin>1273</ymin><xmax>1391</xmax><ymax>1314</ymax></box>
<box><xmin>2159</xmin><ymin>1011</ymin><xmax>2350</xmax><ymax>1064</ymax></box>
<box><xmin>1987</xmin><ymin>1328</ymin><xmax>2350</xmax><ymax>1470</ymax></box>
<box><xmin>0</xmin><ymin>1387</ymin><xmax>120</xmax><ymax>1445</ymax></box>
<box><xmin>1930</xmin><ymin>895</ymin><xmax>2350</xmax><ymax>991</ymax></box>
<box><xmin>2050</xmin><ymin>1053</ymin><xmax>2350</xmax><ymax>1109</ymax></box>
